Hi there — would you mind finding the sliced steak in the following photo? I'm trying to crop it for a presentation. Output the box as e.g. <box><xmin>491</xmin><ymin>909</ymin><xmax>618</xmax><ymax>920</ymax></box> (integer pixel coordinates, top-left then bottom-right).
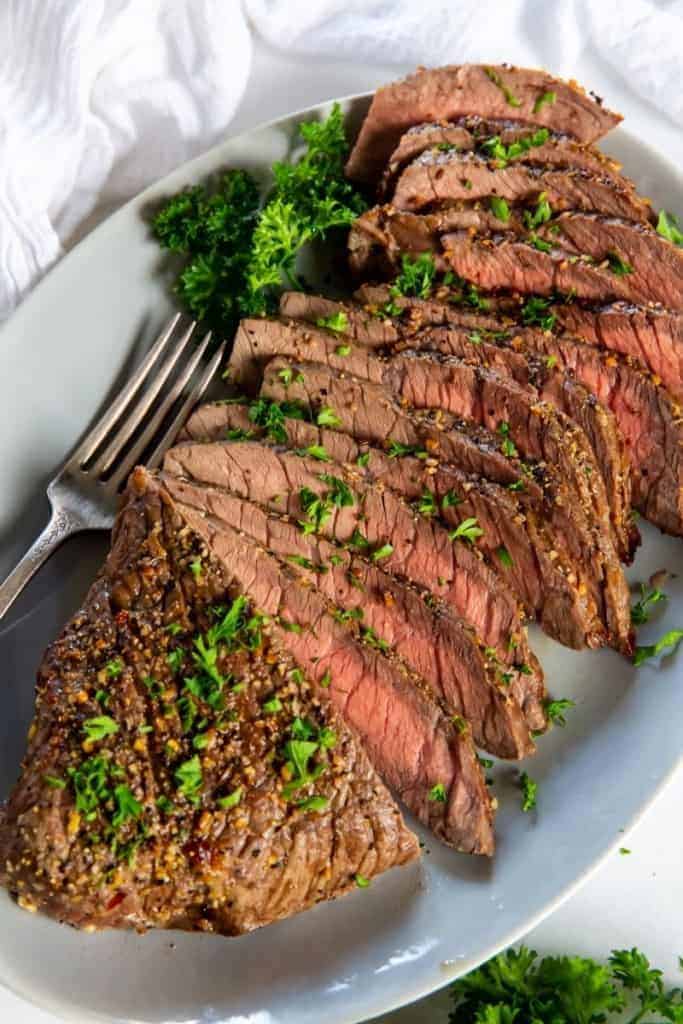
<box><xmin>161</xmin><ymin>442</ymin><xmax>540</xmax><ymax>687</ymax></box>
<box><xmin>556</xmin><ymin>301</ymin><xmax>683</xmax><ymax>401</ymax></box>
<box><xmin>354</xmin><ymin>285</ymin><xmax>683</xmax><ymax>403</ymax></box>
<box><xmin>381</xmin><ymin>119</ymin><xmax>625</xmax><ymax>195</ymax></box>
<box><xmin>346</xmin><ymin>65</ymin><xmax>621</xmax><ymax>184</ymax></box>
<box><xmin>441</xmin><ymin>233</ymin><xmax>661</xmax><ymax>305</ymax></box>
<box><xmin>260</xmin><ymin>355</ymin><xmax>633</xmax><ymax>656</ymax></box>
<box><xmin>237</xmin><ymin>314</ymin><xmax>634</xmax><ymax>562</ymax></box>
<box><xmin>181</xmin><ymin>401</ymin><xmax>604</xmax><ymax>652</ymax></box>
<box><xmin>160</xmin><ymin>468</ymin><xmax>534</xmax><ymax>758</ymax></box>
<box><xmin>165</xmin><ymin>499</ymin><xmax>496</xmax><ymax>853</ymax></box>
<box><xmin>392</xmin><ymin>153</ymin><xmax>650</xmax><ymax>223</ymax></box>
<box><xmin>0</xmin><ymin>468</ymin><xmax>419</xmax><ymax>933</ymax></box>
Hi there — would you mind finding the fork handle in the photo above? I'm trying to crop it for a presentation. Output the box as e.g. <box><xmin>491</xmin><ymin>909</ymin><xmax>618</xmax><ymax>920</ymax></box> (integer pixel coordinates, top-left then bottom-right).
<box><xmin>0</xmin><ymin>507</ymin><xmax>83</xmax><ymax>622</ymax></box>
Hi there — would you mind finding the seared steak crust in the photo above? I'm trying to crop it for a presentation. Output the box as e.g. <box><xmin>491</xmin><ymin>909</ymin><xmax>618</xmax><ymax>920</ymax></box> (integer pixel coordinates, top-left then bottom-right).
<box><xmin>0</xmin><ymin>469</ymin><xmax>419</xmax><ymax>933</ymax></box>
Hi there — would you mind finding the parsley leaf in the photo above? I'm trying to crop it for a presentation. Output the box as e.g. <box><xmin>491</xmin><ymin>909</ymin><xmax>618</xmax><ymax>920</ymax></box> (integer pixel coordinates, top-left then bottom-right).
<box><xmin>449</xmin><ymin>517</ymin><xmax>484</xmax><ymax>543</ymax></box>
<box><xmin>631</xmin><ymin>583</ymin><xmax>667</xmax><ymax>626</ymax></box>
<box><xmin>533</xmin><ymin>90</ymin><xmax>557</xmax><ymax>113</ymax></box>
<box><xmin>656</xmin><ymin>210</ymin><xmax>683</xmax><ymax>246</ymax></box>
<box><xmin>519</xmin><ymin>771</ymin><xmax>537</xmax><ymax>812</ymax></box>
<box><xmin>633</xmin><ymin>629</ymin><xmax>683</xmax><ymax>667</ymax></box>
<box><xmin>390</xmin><ymin>252</ymin><xmax>437</xmax><ymax>299</ymax></box>
<box><xmin>520</xmin><ymin>295</ymin><xmax>556</xmax><ymax>331</ymax></box>
<box><xmin>428</xmin><ymin>782</ymin><xmax>447</xmax><ymax>802</ymax></box>
<box><xmin>82</xmin><ymin>716</ymin><xmax>119</xmax><ymax>742</ymax></box>
<box><xmin>489</xmin><ymin>196</ymin><xmax>510</xmax><ymax>222</ymax></box>
<box><xmin>484</xmin><ymin>67</ymin><xmax>521</xmax><ymax>108</ymax></box>
<box><xmin>607</xmin><ymin>251</ymin><xmax>633</xmax><ymax>276</ymax></box>
<box><xmin>316</xmin><ymin>310</ymin><xmax>348</xmax><ymax>333</ymax></box>
<box><xmin>174</xmin><ymin>755</ymin><xmax>203</xmax><ymax>805</ymax></box>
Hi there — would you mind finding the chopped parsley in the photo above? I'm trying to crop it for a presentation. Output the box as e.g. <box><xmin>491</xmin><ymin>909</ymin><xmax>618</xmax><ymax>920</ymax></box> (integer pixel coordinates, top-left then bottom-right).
<box><xmin>332</xmin><ymin>606</ymin><xmax>364</xmax><ymax>624</ymax></box>
<box><xmin>496</xmin><ymin>546</ymin><xmax>513</xmax><ymax>569</ymax></box>
<box><xmin>484</xmin><ymin>67</ymin><xmax>521</xmax><ymax>108</ymax></box>
<box><xmin>189</xmin><ymin>559</ymin><xmax>203</xmax><ymax>578</ymax></box>
<box><xmin>43</xmin><ymin>775</ymin><xmax>67</xmax><ymax>789</ymax></box>
<box><xmin>631</xmin><ymin>583</ymin><xmax>667</xmax><ymax>626</ymax></box>
<box><xmin>320</xmin><ymin>670</ymin><xmax>332</xmax><ymax>688</ymax></box>
<box><xmin>633</xmin><ymin>629</ymin><xmax>683</xmax><ymax>667</ymax></box>
<box><xmin>357</xmin><ymin>451</ymin><xmax>371</xmax><ymax>468</ymax></box>
<box><xmin>355</xmin><ymin>873</ymin><xmax>370</xmax><ymax>888</ymax></box>
<box><xmin>372</xmin><ymin>543</ymin><xmax>394</xmax><ymax>562</ymax></box>
<box><xmin>452</xmin><ymin>715</ymin><xmax>468</xmax><ymax>735</ymax></box>
<box><xmin>225</xmin><ymin>427</ymin><xmax>254</xmax><ymax>441</ymax></box>
<box><xmin>520</xmin><ymin>295</ymin><xmax>556</xmax><ymax>331</ymax></box>
<box><xmin>316</xmin><ymin>310</ymin><xmax>348</xmax><ymax>333</ymax></box>
<box><xmin>428</xmin><ymin>783</ymin><xmax>447</xmax><ymax>802</ymax></box>
<box><xmin>489</xmin><ymin>196</ymin><xmax>510</xmax><ymax>222</ymax></box>
<box><xmin>442</xmin><ymin>490</ymin><xmax>462</xmax><ymax>508</ymax></box>
<box><xmin>533</xmin><ymin>90</ymin><xmax>557</xmax><ymax>113</ymax></box>
<box><xmin>498</xmin><ymin>421</ymin><xmax>518</xmax><ymax>458</ymax></box>
<box><xmin>386</xmin><ymin>440</ymin><xmax>429</xmax><ymax>459</ymax></box>
<box><xmin>544</xmin><ymin>697</ymin><xmax>575</xmax><ymax>726</ymax></box>
<box><xmin>361</xmin><ymin>626</ymin><xmax>391</xmax><ymax>653</ymax></box>
<box><xmin>277</xmin><ymin>366</ymin><xmax>304</xmax><ymax>387</ymax></box>
<box><xmin>480</xmin><ymin>127</ymin><xmax>549</xmax><ymax>167</ymax></box>
<box><xmin>111</xmin><ymin>785</ymin><xmax>143</xmax><ymax>829</ymax></box>
<box><xmin>174</xmin><ymin>755</ymin><xmax>203</xmax><ymax>805</ymax></box>
<box><xmin>296</xmin><ymin>795</ymin><xmax>328</xmax><ymax>812</ymax></box>
<box><xmin>389</xmin><ymin>252</ymin><xmax>437</xmax><ymax>299</ymax></box>
<box><xmin>519</xmin><ymin>771</ymin><xmax>538</xmax><ymax>812</ymax></box>
<box><xmin>607</xmin><ymin>251</ymin><xmax>633</xmax><ymax>276</ymax></box>
<box><xmin>262</xmin><ymin>696</ymin><xmax>283</xmax><ymax>714</ymax></box>
<box><xmin>335</xmin><ymin>343</ymin><xmax>351</xmax><ymax>357</ymax></box>
<box><xmin>217</xmin><ymin>787</ymin><xmax>243</xmax><ymax>810</ymax></box>
<box><xmin>416</xmin><ymin>489</ymin><xmax>438</xmax><ymax>518</ymax></box>
<box><xmin>656</xmin><ymin>210</ymin><xmax>683</xmax><ymax>246</ymax></box>
<box><xmin>105</xmin><ymin>659</ymin><xmax>123</xmax><ymax>679</ymax></box>
<box><xmin>295</xmin><ymin>444</ymin><xmax>331</xmax><ymax>462</ymax></box>
<box><xmin>247</xmin><ymin>396</ymin><xmax>309</xmax><ymax>444</ymax></box>
<box><xmin>546</xmin><ymin>354</ymin><xmax>558</xmax><ymax>369</ymax></box>
<box><xmin>528</xmin><ymin>233</ymin><xmax>553</xmax><ymax>253</ymax></box>
<box><xmin>316</xmin><ymin>406</ymin><xmax>342</xmax><ymax>428</ymax></box>
<box><xmin>82</xmin><ymin>715</ymin><xmax>119</xmax><ymax>742</ymax></box>
<box><xmin>619</xmin><ymin>847</ymin><xmax>631</xmax><ymax>856</ymax></box>
<box><xmin>449</xmin><ymin>517</ymin><xmax>484</xmax><ymax>543</ymax></box>
<box><xmin>523</xmin><ymin>192</ymin><xmax>552</xmax><ymax>229</ymax></box>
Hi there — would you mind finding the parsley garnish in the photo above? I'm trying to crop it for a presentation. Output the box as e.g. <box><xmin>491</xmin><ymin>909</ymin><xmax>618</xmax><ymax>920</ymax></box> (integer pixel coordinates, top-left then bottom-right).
<box><xmin>43</xmin><ymin>775</ymin><xmax>66</xmax><ymax>789</ymax></box>
<box><xmin>489</xmin><ymin>196</ymin><xmax>510</xmax><ymax>222</ymax></box>
<box><xmin>174</xmin><ymin>755</ymin><xmax>203</xmax><ymax>805</ymax></box>
<box><xmin>533</xmin><ymin>90</ymin><xmax>557</xmax><ymax>112</ymax></box>
<box><xmin>387</xmin><ymin>440</ymin><xmax>429</xmax><ymax>459</ymax></box>
<box><xmin>247</xmin><ymin>396</ymin><xmax>309</xmax><ymax>444</ymax></box>
<box><xmin>332</xmin><ymin>606</ymin><xmax>364</xmax><ymax>624</ymax></box>
<box><xmin>297</xmin><ymin>795</ymin><xmax>328</xmax><ymax>812</ymax></box>
<box><xmin>496</xmin><ymin>546</ymin><xmax>513</xmax><ymax>569</ymax></box>
<box><xmin>355</xmin><ymin>873</ymin><xmax>370</xmax><ymax>888</ymax></box>
<box><xmin>523</xmin><ymin>192</ymin><xmax>552</xmax><ymax>229</ymax></box>
<box><xmin>389</xmin><ymin>252</ymin><xmax>437</xmax><ymax>299</ymax></box>
<box><xmin>277</xmin><ymin>366</ymin><xmax>304</xmax><ymax>387</ymax></box>
<box><xmin>480</xmin><ymin>127</ymin><xmax>549</xmax><ymax>167</ymax></box>
<box><xmin>295</xmin><ymin>444</ymin><xmax>330</xmax><ymax>462</ymax></box>
<box><xmin>316</xmin><ymin>406</ymin><xmax>342</xmax><ymax>428</ymax></box>
<box><xmin>607</xmin><ymin>251</ymin><xmax>633</xmax><ymax>276</ymax></box>
<box><xmin>112</xmin><ymin>785</ymin><xmax>142</xmax><ymax>829</ymax></box>
<box><xmin>656</xmin><ymin>210</ymin><xmax>683</xmax><ymax>246</ymax></box>
<box><xmin>361</xmin><ymin>626</ymin><xmax>391</xmax><ymax>653</ymax></box>
<box><xmin>484</xmin><ymin>67</ymin><xmax>521</xmax><ymax>107</ymax></box>
<box><xmin>262</xmin><ymin>696</ymin><xmax>283</xmax><ymax>714</ymax></box>
<box><xmin>416</xmin><ymin>489</ymin><xmax>438</xmax><ymax>518</ymax></box>
<box><xmin>357</xmin><ymin>451</ymin><xmax>371</xmax><ymax>468</ymax></box>
<box><xmin>105</xmin><ymin>659</ymin><xmax>123</xmax><ymax>678</ymax></box>
<box><xmin>428</xmin><ymin>783</ymin><xmax>447</xmax><ymax>802</ymax></box>
<box><xmin>449</xmin><ymin>517</ymin><xmax>484</xmax><ymax>543</ymax></box>
<box><xmin>217</xmin><ymin>787</ymin><xmax>242</xmax><ymax>810</ymax></box>
<box><xmin>633</xmin><ymin>629</ymin><xmax>683</xmax><ymax>667</ymax></box>
<box><xmin>82</xmin><ymin>716</ymin><xmax>119</xmax><ymax>742</ymax></box>
<box><xmin>529</xmin><ymin>232</ymin><xmax>553</xmax><ymax>253</ymax></box>
<box><xmin>316</xmin><ymin>310</ymin><xmax>348</xmax><ymax>333</ymax></box>
<box><xmin>520</xmin><ymin>295</ymin><xmax>556</xmax><ymax>331</ymax></box>
<box><xmin>544</xmin><ymin>697</ymin><xmax>575</xmax><ymax>726</ymax></box>
<box><xmin>335</xmin><ymin>343</ymin><xmax>351</xmax><ymax>357</ymax></box>
<box><xmin>519</xmin><ymin>771</ymin><xmax>538</xmax><ymax>812</ymax></box>
<box><xmin>631</xmin><ymin>583</ymin><xmax>667</xmax><ymax>626</ymax></box>
<box><xmin>372</xmin><ymin>543</ymin><xmax>394</xmax><ymax>562</ymax></box>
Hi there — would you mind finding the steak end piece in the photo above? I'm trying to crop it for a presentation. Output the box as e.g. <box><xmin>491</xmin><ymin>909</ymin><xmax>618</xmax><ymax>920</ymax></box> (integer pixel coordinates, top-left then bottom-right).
<box><xmin>0</xmin><ymin>468</ymin><xmax>419</xmax><ymax>934</ymax></box>
<box><xmin>346</xmin><ymin>64</ymin><xmax>621</xmax><ymax>184</ymax></box>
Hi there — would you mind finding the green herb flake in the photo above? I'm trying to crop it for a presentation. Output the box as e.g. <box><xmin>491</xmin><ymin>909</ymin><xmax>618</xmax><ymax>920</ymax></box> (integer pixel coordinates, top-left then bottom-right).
<box><xmin>484</xmin><ymin>67</ymin><xmax>521</xmax><ymax>108</ymax></box>
<box><xmin>387</xmin><ymin>440</ymin><xmax>429</xmax><ymax>459</ymax></box>
<box><xmin>335</xmin><ymin>343</ymin><xmax>351</xmax><ymax>357</ymax></box>
<box><xmin>428</xmin><ymin>782</ymin><xmax>447</xmax><ymax>803</ymax></box>
<box><xmin>452</xmin><ymin>715</ymin><xmax>468</xmax><ymax>735</ymax></box>
<box><xmin>156</xmin><ymin>796</ymin><xmax>174</xmax><ymax>814</ymax></box>
<box><xmin>442</xmin><ymin>490</ymin><xmax>462</xmax><ymax>509</ymax></box>
<box><xmin>533</xmin><ymin>90</ymin><xmax>557</xmax><ymax>113</ymax></box>
<box><xmin>319</xmin><ymin>670</ymin><xmax>332</xmax><ymax>688</ymax></box>
<box><xmin>631</xmin><ymin>582</ymin><xmax>667</xmax><ymax>626</ymax></box>
<box><xmin>372</xmin><ymin>543</ymin><xmax>394</xmax><ymax>562</ymax></box>
<box><xmin>656</xmin><ymin>210</ymin><xmax>683</xmax><ymax>246</ymax></box>
<box><xmin>496</xmin><ymin>545</ymin><xmax>513</xmax><ymax>569</ymax></box>
<box><xmin>633</xmin><ymin>628</ymin><xmax>683</xmax><ymax>667</ymax></box>
<box><xmin>189</xmin><ymin>559</ymin><xmax>203</xmax><ymax>578</ymax></box>
<box><xmin>489</xmin><ymin>196</ymin><xmax>510</xmax><ymax>222</ymax></box>
<box><xmin>357</xmin><ymin>451</ymin><xmax>371</xmax><ymax>468</ymax></box>
<box><xmin>43</xmin><ymin>775</ymin><xmax>67</xmax><ymax>789</ymax></box>
<box><xmin>316</xmin><ymin>310</ymin><xmax>349</xmax><ymax>333</ymax></box>
<box><xmin>174</xmin><ymin>755</ymin><xmax>203</xmax><ymax>805</ymax></box>
<box><xmin>316</xmin><ymin>406</ymin><xmax>342</xmax><ymax>428</ymax></box>
<box><xmin>521</xmin><ymin>295</ymin><xmax>556</xmax><ymax>331</ymax></box>
<box><xmin>217</xmin><ymin>787</ymin><xmax>243</xmax><ymax>810</ymax></box>
<box><xmin>619</xmin><ymin>847</ymin><xmax>631</xmax><ymax>855</ymax></box>
<box><xmin>297</xmin><ymin>794</ymin><xmax>329</xmax><ymax>812</ymax></box>
<box><xmin>355</xmin><ymin>873</ymin><xmax>370</xmax><ymax>888</ymax></box>
<box><xmin>448</xmin><ymin>517</ymin><xmax>484</xmax><ymax>544</ymax></box>
<box><xmin>105</xmin><ymin>659</ymin><xmax>123</xmax><ymax>679</ymax></box>
<box><xmin>607</xmin><ymin>251</ymin><xmax>634</xmax><ymax>276</ymax></box>
<box><xmin>82</xmin><ymin>715</ymin><xmax>119</xmax><ymax>742</ymax></box>
<box><xmin>112</xmin><ymin>784</ymin><xmax>143</xmax><ymax>829</ymax></box>
<box><xmin>390</xmin><ymin>252</ymin><xmax>437</xmax><ymax>299</ymax></box>
<box><xmin>416</xmin><ymin>489</ymin><xmax>438</xmax><ymax>518</ymax></box>
<box><xmin>519</xmin><ymin>771</ymin><xmax>538</xmax><ymax>812</ymax></box>
<box><xmin>262</xmin><ymin>696</ymin><xmax>283</xmax><ymax>714</ymax></box>
<box><xmin>544</xmin><ymin>697</ymin><xmax>575</xmax><ymax>727</ymax></box>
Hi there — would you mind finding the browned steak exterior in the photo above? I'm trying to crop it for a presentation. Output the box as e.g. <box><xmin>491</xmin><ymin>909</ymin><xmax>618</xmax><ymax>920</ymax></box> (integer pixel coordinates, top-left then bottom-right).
<box><xmin>392</xmin><ymin>155</ymin><xmax>650</xmax><ymax>223</ymax></box>
<box><xmin>0</xmin><ymin>469</ymin><xmax>418</xmax><ymax>933</ymax></box>
<box><xmin>381</xmin><ymin>119</ymin><xmax>625</xmax><ymax>195</ymax></box>
<box><xmin>164</xmin><ymin>499</ymin><xmax>495</xmax><ymax>854</ymax></box>
<box><xmin>160</xmin><ymin>461</ymin><xmax>534</xmax><ymax>758</ymax></box>
<box><xmin>346</xmin><ymin>65</ymin><xmax>621</xmax><ymax>183</ymax></box>
<box><xmin>180</xmin><ymin>400</ymin><xmax>603</xmax><ymax>652</ymax></box>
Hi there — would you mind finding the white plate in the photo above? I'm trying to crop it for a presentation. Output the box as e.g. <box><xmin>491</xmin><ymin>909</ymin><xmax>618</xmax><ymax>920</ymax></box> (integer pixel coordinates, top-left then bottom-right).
<box><xmin>0</xmin><ymin>95</ymin><xmax>682</xmax><ymax>1024</ymax></box>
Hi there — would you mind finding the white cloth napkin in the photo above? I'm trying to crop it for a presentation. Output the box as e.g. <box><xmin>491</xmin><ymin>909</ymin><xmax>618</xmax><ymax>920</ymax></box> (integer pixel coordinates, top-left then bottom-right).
<box><xmin>2</xmin><ymin>0</ymin><xmax>683</xmax><ymax>322</ymax></box>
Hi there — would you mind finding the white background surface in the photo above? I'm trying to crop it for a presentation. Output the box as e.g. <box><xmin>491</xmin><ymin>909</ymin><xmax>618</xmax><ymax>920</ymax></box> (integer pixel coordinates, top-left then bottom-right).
<box><xmin>1</xmin><ymin>33</ymin><xmax>682</xmax><ymax>1024</ymax></box>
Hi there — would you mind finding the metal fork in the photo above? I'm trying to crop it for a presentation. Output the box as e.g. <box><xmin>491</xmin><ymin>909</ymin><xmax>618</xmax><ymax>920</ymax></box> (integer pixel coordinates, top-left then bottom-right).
<box><xmin>0</xmin><ymin>314</ymin><xmax>228</xmax><ymax>621</ymax></box>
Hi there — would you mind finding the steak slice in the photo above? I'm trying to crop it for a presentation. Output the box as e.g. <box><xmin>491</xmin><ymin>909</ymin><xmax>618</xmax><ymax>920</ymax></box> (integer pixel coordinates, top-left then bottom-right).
<box><xmin>184</xmin><ymin>399</ymin><xmax>605</xmax><ymax>653</ymax></box>
<box><xmin>346</xmin><ymin>65</ymin><xmax>621</xmax><ymax>184</ymax></box>
<box><xmin>348</xmin><ymin>207</ymin><xmax>682</xmax><ymax>310</ymax></box>
<box><xmin>164</xmin><ymin>498</ymin><xmax>496</xmax><ymax>854</ymax></box>
<box><xmin>259</xmin><ymin>355</ymin><xmax>633</xmax><ymax>657</ymax></box>
<box><xmin>354</xmin><ymin>286</ymin><xmax>683</xmax><ymax>403</ymax></box>
<box><xmin>441</xmin><ymin>233</ymin><xmax>661</xmax><ymax>305</ymax></box>
<box><xmin>0</xmin><ymin>468</ymin><xmax>419</xmax><ymax>933</ymax></box>
<box><xmin>161</xmin><ymin>442</ymin><xmax>540</xmax><ymax>687</ymax></box>
<box><xmin>233</xmin><ymin>317</ymin><xmax>633</xmax><ymax>562</ymax></box>
<box><xmin>392</xmin><ymin>153</ymin><xmax>650</xmax><ymax>223</ymax></box>
<box><xmin>160</xmin><ymin>467</ymin><xmax>534</xmax><ymax>758</ymax></box>
<box><xmin>557</xmin><ymin>301</ymin><xmax>683</xmax><ymax>401</ymax></box>
<box><xmin>381</xmin><ymin>119</ymin><xmax>625</xmax><ymax>195</ymax></box>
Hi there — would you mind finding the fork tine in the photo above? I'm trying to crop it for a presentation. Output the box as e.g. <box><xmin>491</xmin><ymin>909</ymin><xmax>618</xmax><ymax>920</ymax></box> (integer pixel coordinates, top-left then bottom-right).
<box><xmin>91</xmin><ymin>318</ymin><xmax>199</xmax><ymax>477</ymax></box>
<box><xmin>72</xmin><ymin>314</ymin><xmax>182</xmax><ymax>466</ymax></box>
<box><xmin>107</xmin><ymin>329</ymin><xmax>215</xmax><ymax>491</ymax></box>
<box><xmin>146</xmin><ymin>335</ymin><xmax>230</xmax><ymax>472</ymax></box>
